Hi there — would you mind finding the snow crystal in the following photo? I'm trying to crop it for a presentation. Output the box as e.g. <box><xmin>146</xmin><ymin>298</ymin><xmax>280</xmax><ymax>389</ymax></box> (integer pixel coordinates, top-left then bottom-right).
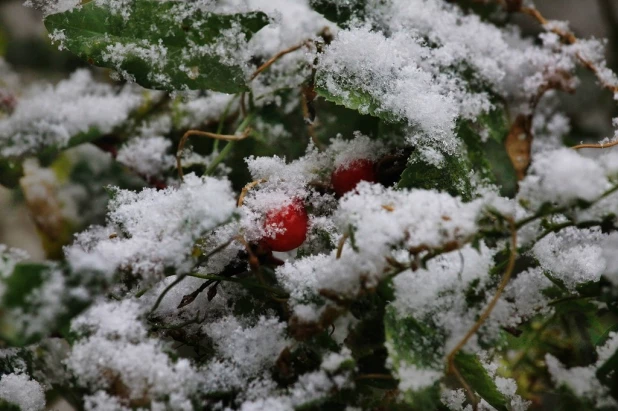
<box><xmin>116</xmin><ymin>136</ymin><xmax>175</xmax><ymax>179</ymax></box>
<box><xmin>65</xmin><ymin>173</ymin><xmax>236</xmax><ymax>281</ymax></box>
<box><xmin>396</xmin><ymin>364</ymin><xmax>441</xmax><ymax>392</ymax></box>
<box><xmin>597</xmin><ymin>332</ymin><xmax>618</xmax><ymax>365</ymax></box>
<box><xmin>329</xmin><ymin>133</ymin><xmax>386</xmax><ymax>168</ymax></box>
<box><xmin>546</xmin><ymin>354</ymin><xmax>616</xmax><ymax>409</ymax></box>
<box><xmin>0</xmin><ymin>70</ymin><xmax>144</xmax><ymax>158</ymax></box>
<box><xmin>84</xmin><ymin>391</ymin><xmax>131</xmax><ymax>411</ymax></box>
<box><xmin>392</xmin><ymin>244</ymin><xmax>495</xmax><ymax>319</ymax></box>
<box><xmin>66</xmin><ymin>299</ymin><xmax>199</xmax><ymax>408</ymax></box>
<box><xmin>0</xmin><ymin>373</ymin><xmax>46</xmax><ymax>411</ymax></box>
<box><xmin>317</xmin><ymin>26</ymin><xmax>469</xmax><ymax>151</ymax></box>
<box><xmin>23</xmin><ymin>0</ymin><xmax>80</xmax><ymax>16</ymax></box>
<box><xmin>6</xmin><ymin>265</ymin><xmax>80</xmax><ymax>341</ymax></box>
<box><xmin>277</xmin><ymin>183</ymin><xmax>485</xmax><ymax>320</ymax></box>
<box><xmin>533</xmin><ymin>227</ymin><xmax>606</xmax><ymax>290</ymax></box>
<box><xmin>71</xmin><ymin>299</ymin><xmax>146</xmax><ymax>342</ymax></box>
<box><xmin>519</xmin><ymin>148</ymin><xmax>609</xmax><ymax>207</ymax></box>
<box><xmin>177</xmin><ymin>92</ymin><xmax>238</xmax><ymax>130</ymax></box>
<box><xmin>203</xmin><ymin>315</ymin><xmax>289</xmax><ymax>390</ymax></box>
<box><xmin>602</xmin><ymin>233</ymin><xmax>618</xmax><ymax>286</ymax></box>
<box><xmin>493</xmin><ymin>268</ymin><xmax>554</xmax><ymax>327</ymax></box>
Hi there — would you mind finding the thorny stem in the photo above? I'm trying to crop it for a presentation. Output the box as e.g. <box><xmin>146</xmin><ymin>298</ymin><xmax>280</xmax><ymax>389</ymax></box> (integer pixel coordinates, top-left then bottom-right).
<box><xmin>518</xmin><ymin>6</ymin><xmax>618</xmax><ymax>95</ymax></box>
<box><xmin>472</xmin><ymin>1</ymin><xmax>618</xmax><ymax>151</ymax></box>
<box><xmin>446</xmin><ymin>217</ymin><xmax>517</xmax><ymax>409</ymax></box>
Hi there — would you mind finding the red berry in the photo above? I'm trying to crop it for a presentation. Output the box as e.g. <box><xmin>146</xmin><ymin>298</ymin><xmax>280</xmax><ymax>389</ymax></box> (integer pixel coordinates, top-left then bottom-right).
<box><xmin>262</xmin><ymin>200</ymin><xmax>309</xmax><ymax>252</ymax></box>
<box><xmin>331</xmin><ymin>159</ymin><xmax>377</xmax><ymax>196</ymax></box>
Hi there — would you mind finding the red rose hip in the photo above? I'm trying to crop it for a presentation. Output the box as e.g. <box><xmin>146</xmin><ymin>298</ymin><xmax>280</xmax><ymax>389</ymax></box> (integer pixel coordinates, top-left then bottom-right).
<box><xmin>331</xmin><ymin>159</ymin><xmax>377</xmax><ymax>196</ymax></box>
<box><xmin>262</xmin><ymin>200</ymin><xmax>309</xmax><ymax>252</ymax></box>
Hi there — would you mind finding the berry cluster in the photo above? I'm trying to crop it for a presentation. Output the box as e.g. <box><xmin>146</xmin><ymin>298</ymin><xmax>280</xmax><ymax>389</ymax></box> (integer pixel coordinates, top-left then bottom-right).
<box><xmin>261</xmin><ymin>159</ymin><xmax>377</xmax><ymax>252</ymax></box>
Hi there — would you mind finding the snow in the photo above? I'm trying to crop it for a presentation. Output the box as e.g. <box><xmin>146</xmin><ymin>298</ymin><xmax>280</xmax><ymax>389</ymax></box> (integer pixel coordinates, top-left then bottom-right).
<box><xmin>0</xmin><ymin>70</ymin><xmax>144</xmax><ymax>158</ymax></box>
<box><xmin>0</xmin><ymin>373</ymin><xmax>46</xmax><ymax>411</ymax></box>
<box><xmin>546</xmin><ymin>354</ymin><xmax>616</xmax><ymax>409</ymax></box>
<box><xmin>2</xmin><ymin>0</ymin><xmax>618</xmax><ymax>409</ymax></box>
<box><xmin>204</xmin><ymin>315</ymin><xmax>290</xmax><ymax>382</ymax></box>
<box><xmin>116</xmin><ymin>136</ymin><xmax>175</xmax><ymax>179</ymax></box>
<box><xmin>23</xmin><ymin>0</ymin><xmax>80</xmax><ymax>16</ymax></box>
<box><xmin>65</xmin><ymin>173</ymin><xmax>236</xmax><ymax>281</ymax></box>
<box><xmin>66</xmin><ymin>299</ymin><xmax>200</xmax><ymax>408</ymax></box>
<box><xmin>545</xmin><ymin>333</ymin><xmax>618</xmax><ymax>408</ymax></box>
<box><xmin>533</xmin><ymin>227</ymin><xmax>606</xmax><ymax>290</ymax></box>
<box><xmin>396</xmin><ymin>365</ymin><xmax>442</xmax><ymax>392</ymax></box>
<box><xmin>519</xmin><ymin>148</ymin><xmax>609</xmax><ymax>207</ymax></box>
<box><xmin>276</xmin><ymin>183</ymin><xmax>487</xmax><ymax>325</ymax></box>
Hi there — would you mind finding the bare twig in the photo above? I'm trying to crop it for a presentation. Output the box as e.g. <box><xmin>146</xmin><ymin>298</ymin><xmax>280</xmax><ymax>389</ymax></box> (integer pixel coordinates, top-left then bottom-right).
<box><xmin>572</xmin><ymin>139</ymin><xmax>618</xmax><ymax>150</ymax></box>
<box><xmin>237</xmin><ymin>179</ymin><xmax>266</xmax><ymax>207</ymax></box>
<box><xmin>446</xmin><ymin>217</ymin><xmax>517</xmax><ymax>408</ymax></box>
<box><xmin>176</xmin><ymin>128</ymin><xmax>252</xmax><ymax>179</ymax></box>
<box><xmin>150</xmin><ymin>274</ymin><xmax>187</xmax><ymax>314</ymax></box>
<box><xmin>336</xmin><ymin>232</ymin><xmax>349</xmax><ymax>259</ymax></box>
<box><xmin>250</xmin><ymin>42</ymin><xmax>311</xmax><ymax>82</ymax></box>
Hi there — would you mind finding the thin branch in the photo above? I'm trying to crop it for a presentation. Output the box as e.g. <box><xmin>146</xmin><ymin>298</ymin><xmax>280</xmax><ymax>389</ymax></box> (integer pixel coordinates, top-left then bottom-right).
<box><xmin>204</xmin><ymin>114</ymin><xmax>255</xmax><ymax>176</ymax></box>
<box><xmin>237</xmin><ymin>179</ymin><xmax>266</xmax><ymax>207</ymax></box>
<box><xmin>572</xmin><ymin>139</ymin><xmax>618</xmax><ymax>150</ymax></box>
<box><xmin>187</xmin><ymin>272</ymin><xmax>289</xmax><ymax>298</ymax></box>
<box><xmin>517</xmin><ymin>5</ymin><xmax>618</xmax><ymax>95</ymax></box>
<box><xmin>249</xmin><ymin>42</ymin><xmax>311</xmax><ymax>82</ymax></box>
<box><xmin>446</xmin><ymin>218</ymin><xmax>517</xmax><ymax>406</ymax></box>
<box><xmin>176</xmin><ymin>128</ymin><xmax>252</xmax><ymax>179</ymax></box>
<box><xmin>150</xmin><ymin>274</ymin><xmax>187</xmax><ymax>314</ymax></box>
<box><xmin>336</xmin><ymin>232</ymin><xmax>349</xmax><ymax>259</ymax></box>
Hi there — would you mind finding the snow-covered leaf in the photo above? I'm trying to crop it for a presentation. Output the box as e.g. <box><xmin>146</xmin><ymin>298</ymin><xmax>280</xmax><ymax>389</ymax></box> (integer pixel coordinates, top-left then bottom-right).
<box><xmin>384</xmin><ymin>306</ymin><xmax>442</xmax><ymax>408</ymax></box>
<box><xmin>453</xmin><ymin>351</ymin><xmax>509</xmax><ymax>411</ymax></box>
<box><xmin>44</xmin><ymin>1</ymin><xmax>269</xmax><ymax>92</ymax></box>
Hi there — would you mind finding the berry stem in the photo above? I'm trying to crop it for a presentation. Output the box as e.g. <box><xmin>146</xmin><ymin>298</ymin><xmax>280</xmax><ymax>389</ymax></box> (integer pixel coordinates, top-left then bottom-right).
<box><xmin>206</xmin><ymin>113</ymin><xmax>255</xmax><ymax>176</ymax></box>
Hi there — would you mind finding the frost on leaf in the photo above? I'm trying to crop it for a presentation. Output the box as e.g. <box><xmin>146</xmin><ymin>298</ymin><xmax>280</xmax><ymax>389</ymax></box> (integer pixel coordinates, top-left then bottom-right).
<box><xmin>0</xmin><ymin>70</ymin><xmax>144</xmax><ymax>159</ymax></box>
<box><xmin>65</xmin><ymin>174</ymin><xmax>236</xmax><ymax>282</ymax></box>
<box><xmin>44</xmin><ymin>1</ymin><xmax>269</xmax><ymax>92</ymax></box>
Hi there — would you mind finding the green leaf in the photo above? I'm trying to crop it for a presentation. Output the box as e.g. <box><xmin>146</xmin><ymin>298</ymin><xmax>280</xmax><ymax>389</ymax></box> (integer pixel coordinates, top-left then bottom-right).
<box><xmin>0</xmin><ymin>158</ymin><xmax>22</xmax><ymax>188</ymax></box>
<box><xmin>397</xmin><ymin>144</ymin><xmax>474</xmax><ymax>201</ymax></box>
<box><xmin>0</xmin><ymin>262</ymin><xmax>102</xmax><ymax>346</ymax></box>
<box><xmin>309</xmin><ymin>0</ymin><xmax>365</xmax><ymax>26</ymax></box>
<box><xmin>44</xmin><ymin>1</ymin><xmax>269</xmax><ymax>92</ymax></box>
<box><xmin>597</xmin><ymin>347</ymin><xmax>618</xmax><ymax>382</ymax></box>
<box><xmin>384</xmin><ymin>306</ymin><xmax>443</xmax><ymax>408</ymax></box>
<box><xmin>0</xmin><ymin>399</ymin><xmax>21</xmax><ymax>411</ymax></box>
<box><xmin>453</xmin><ymin>351</ymin><xmax>510</xmax><ymax>411</ymax></box>
<box><xmin>457</xmin><ymin>108</ymin><xmax>517</xmax><ymax>198</ymax></box>
<box><xmin>1</xmin><ymin>263</ymin><xmax>48</xmax><ymax>308</ymax></box>
<box><xmin>315</xmin><ymin>81</ymin><xmax>400</xmax><ymax>124</ymax></box>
